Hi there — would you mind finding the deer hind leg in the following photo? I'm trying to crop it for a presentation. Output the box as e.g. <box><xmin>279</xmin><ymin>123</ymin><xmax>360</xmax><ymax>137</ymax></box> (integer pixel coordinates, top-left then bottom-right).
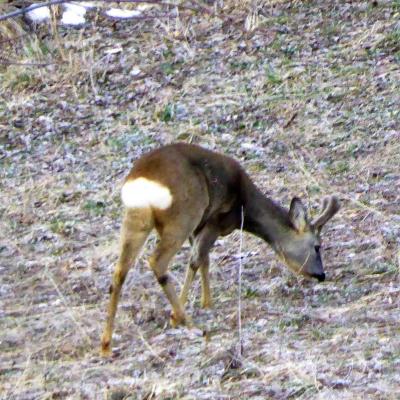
<box><xmin>101</xmin><ymin>207</ymin><xmax>153</xmax><ymax>356</ymax></box>
<box><xmin>149</xmin><ymin>221</ymin><xmax>196</xmax><ymax>328</ymax></box>
<box><xmin>180</xmin><ymin>224</ymin><xmax>218</xmax><ymax>309</ymax></box>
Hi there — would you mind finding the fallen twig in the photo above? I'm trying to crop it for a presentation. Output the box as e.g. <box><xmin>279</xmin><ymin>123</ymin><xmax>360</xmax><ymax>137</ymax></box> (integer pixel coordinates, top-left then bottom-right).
<box><xmin>283</xmin><ymin>111</ymin><xmax>298</xmax><ymax>129</ymax></box>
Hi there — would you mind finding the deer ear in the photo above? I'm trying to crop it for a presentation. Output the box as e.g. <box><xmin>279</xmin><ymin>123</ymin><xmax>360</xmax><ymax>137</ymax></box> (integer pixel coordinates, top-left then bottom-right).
<box><xmin>289</xmin><ymin>197</ymin><xmax>309</xmax><ymax>232</ymax></box>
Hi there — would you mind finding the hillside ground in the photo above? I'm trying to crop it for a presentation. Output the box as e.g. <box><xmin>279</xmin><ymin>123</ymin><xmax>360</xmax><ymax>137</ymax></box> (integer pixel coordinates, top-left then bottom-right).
<box><xmin>0</xmin><ymin>0</ymin><xmax>399</xmax><ymax>398</ymax></box>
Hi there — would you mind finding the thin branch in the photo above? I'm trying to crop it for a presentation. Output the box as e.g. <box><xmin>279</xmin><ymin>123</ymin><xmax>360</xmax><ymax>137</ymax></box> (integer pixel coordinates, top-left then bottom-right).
<box><xmin>0</xmin><ymin>0</ymin><xmax>207</xmax><ymax>22</ymax></box>
<box><xmin>0</xmin><ymin>59</ymin><xmax>61</xmax><ymax>67</ymax></box>
<box><xmin>103</xmin><ymin>0</ymin><xmax>207</xmax><ymax>13</ymax></box>
<box><xmin>237</xmin><ymin>205</ymin><xmax>245</xmax><ymax>358</ymax></box>
<box><xmin>104</xmin><ymin>11</ymin><xmax>192</xmax><ymax>20</ymax></box>
<box><xmin>283</xmin><ymin>111</ymin><xmax>298</xmax><ymax>129</ymax></box>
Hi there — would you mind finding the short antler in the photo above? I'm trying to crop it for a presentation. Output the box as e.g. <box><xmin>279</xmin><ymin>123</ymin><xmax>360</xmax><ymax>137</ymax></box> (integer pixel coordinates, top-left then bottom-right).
<box><xmin>311</xmin><ymin>196</ymin><xmax>340</xmax><ymax>230</ymax></box>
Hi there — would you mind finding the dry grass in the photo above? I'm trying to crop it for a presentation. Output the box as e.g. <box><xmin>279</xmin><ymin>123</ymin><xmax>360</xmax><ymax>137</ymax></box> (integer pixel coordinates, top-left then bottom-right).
<box><xmin>1</xmin><ymin>0</ymin><xmax>399</xmax><ymax>399</ymax></box>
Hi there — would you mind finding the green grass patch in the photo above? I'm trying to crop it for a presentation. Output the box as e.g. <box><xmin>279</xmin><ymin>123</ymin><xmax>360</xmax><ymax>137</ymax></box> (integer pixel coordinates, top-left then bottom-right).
<box><xmin>265</xmin><ymin>67</ymin><xmax>283</xmax><ymax>85</ymax></box>
<box><xmin>158</xmin><ymin>104</ymin><xmax>176</xmax><ymax>122</ymax></box>
<box><xmin>83</xmin><ymin>200</ymin><xmax>106</xmax><ymax>216</ymax></box>
<box><xmin>50</xmin><ymin>218</ymin><xmax>75</xmax><ymax>236</ymax></box>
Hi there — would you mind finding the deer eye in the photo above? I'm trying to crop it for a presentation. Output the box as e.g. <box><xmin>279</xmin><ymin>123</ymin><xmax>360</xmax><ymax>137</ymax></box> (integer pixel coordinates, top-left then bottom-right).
<box><xmin>315</xmin><ymin>245</ymin><xmax>321</xmax><ymax>253</ymax></box>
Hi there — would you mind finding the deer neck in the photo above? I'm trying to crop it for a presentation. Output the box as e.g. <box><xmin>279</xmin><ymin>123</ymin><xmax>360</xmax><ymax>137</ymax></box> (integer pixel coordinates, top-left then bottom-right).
<box><xmin>242</xmin><ymin>180</ymin><xmax>293</xmax><ymax>251</ymax></box>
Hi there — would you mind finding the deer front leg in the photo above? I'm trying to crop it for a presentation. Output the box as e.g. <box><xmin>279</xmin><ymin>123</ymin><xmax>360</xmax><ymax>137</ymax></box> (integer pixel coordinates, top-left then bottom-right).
<box><xmin>199</xmin><ymin>257</ymin><xmax>212</xmax><ymax>309</ymax></box>
<box><xmin>180</xmin><ymin>224</ymin><xmax>218</xmax><ymax>309</ymax></box>
<box><xmin>180</xmin><ymin>256</ymin><xmax>199</xmax><ymax>307</ymax></box>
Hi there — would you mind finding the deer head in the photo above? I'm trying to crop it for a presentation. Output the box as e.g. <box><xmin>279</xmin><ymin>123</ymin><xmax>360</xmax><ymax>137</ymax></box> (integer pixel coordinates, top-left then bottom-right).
<box><xmin>277</xmin><ymin>196</ymin><xmax>340</xmax><ymax>282</ymax></box>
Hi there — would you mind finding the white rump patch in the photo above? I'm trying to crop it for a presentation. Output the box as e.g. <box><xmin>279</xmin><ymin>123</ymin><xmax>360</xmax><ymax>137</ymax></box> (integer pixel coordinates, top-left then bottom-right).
<box><xmin>121</xmin><ymin>178</ymin><xmax>172</xmax><ymax>210</ymax></box>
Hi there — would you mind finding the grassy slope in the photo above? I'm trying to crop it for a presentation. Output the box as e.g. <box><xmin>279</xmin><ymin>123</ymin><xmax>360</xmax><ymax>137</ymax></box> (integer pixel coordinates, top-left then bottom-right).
<box><xmin>0</xmin><ymin>0</ymin><xmax>399</xmax><ymax>398</ymax></box>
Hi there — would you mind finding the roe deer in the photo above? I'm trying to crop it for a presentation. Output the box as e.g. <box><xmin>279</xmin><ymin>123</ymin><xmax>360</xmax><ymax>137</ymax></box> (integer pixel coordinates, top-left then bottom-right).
<box><xmin>101</xmin><ymin>143</ymin><xmax>340</xmax><ymax>356</ymax></box>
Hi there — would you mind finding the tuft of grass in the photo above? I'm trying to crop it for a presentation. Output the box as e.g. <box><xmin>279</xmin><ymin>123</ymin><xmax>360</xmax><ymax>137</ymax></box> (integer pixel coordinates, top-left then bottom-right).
<box><xmin>265</xmin><ymin>66</ymin><xmax>283</xmax><ymax>85</ymax></box>
<box><xmin>244</xmin><ymin>287</ymin><xmax>258</xmax><ymax>299</ymax></box>
<box><xmin>83</xmin><ymin>200</ymin><xmax>106</xmax><ymax>216</ymax></box>
<box><xmin>160</xmin><ymin>62</ymin><xmax>176</xmax><ymax>76</ymax></box>
<box><xmin>376</xmin><ymin>28</ymin><xmax>400</xmax><ymax>53</ymax></box>
<box><xmin>158</xmin><ymin>103</ymin><xmax>176</xmax><ymax>122</ymax></box>
<box><xmin>50</xmin><ymin>218</ymin><xmax>75</xmax><ymax>236</ymax></box>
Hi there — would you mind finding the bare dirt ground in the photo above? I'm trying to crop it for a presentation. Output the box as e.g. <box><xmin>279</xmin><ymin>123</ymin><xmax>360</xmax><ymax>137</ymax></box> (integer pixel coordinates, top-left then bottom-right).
<box><xmin>1</xmin><ymin>0</ymin><xmax>399</xmax><ymax>399</ymax></box>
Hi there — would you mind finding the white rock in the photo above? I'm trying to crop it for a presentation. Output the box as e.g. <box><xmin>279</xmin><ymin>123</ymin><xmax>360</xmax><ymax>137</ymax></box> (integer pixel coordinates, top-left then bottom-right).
<box><xmin>26</xmin><ymin>4</ymin><xmax>51</xmax><ymax>23</ymax></box>
<box><xmin>61</xmin><ymin>3</ymin><xmax>87</xmax><ymax>25</ymax></box>
<box><xmin>61</xmin><ymin>13</ymin><xmax>85</xmax><ymax>26</ymax></box>
<box><xmin>241</xmin><ymin>142</ymin><xmax>257</xmax><ymax>150</ymax></box>
<box><xmin>64</xmin><ymin>3</ymin><xmax>87</xmax><ymax>16</ymax></box>
<box><xmin>130</xmin><ymin>67</ymin><xmax>142</xmax><ymax>76</ymax></box>
<box><xmin>105</xmin><ymin>47</ymin><xmax>123</xmax><ymax>55</ymax></box>
<box><xmin>78</xmin><ymin>1</ymin><xmax>96</xmax><ymax>9</ymax></box>
<box><xmin>105</xmin><ymin>8</ymin><xmax>142</xmax><ymax>19</ymax></box>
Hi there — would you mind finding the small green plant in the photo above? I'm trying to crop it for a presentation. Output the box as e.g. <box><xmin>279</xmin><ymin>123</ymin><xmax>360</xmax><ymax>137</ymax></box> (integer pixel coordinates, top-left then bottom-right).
<box><xmin>230</xmin><ymin>60</ymin><xmax>252</xmax><ymax>71</ymax></box>
<box><xmin>162</xmin><ymin>48</ymin><xmax>175</xmax><ymax>59</ymax></box>
<box><xmin>83</xmin><ymin>200</ymin><xmax>106</xmax><ymax>216</ymax></box>
<box><xmin>374</xmin><ymin>28</ymin><xmax>400</xmax><ymax>54</ymax></box>
<box><xmin>322</xmin><ymin>23</ymin><xmax>341</xmax><ymax>38</ymax></box>
<box><xmin>50</xmin><ymin>218</ymin><xmax>75</xmax><ymax>236</ymax></box>
<box><xmin>310</xmin><ymin>327</ymin><xmax>329</xmax><ymax>341</ymax></box>
<box><xmin>3</xmin><ymin>70</ymin><xmax>40</xmax><ymax>90</ymax></box>
<box><xmin>282</xmin><ymin>45</ymin><xmax>297</xmax><ymax>58</ymax></box>
<box><xmin>265</xmin><ymin>67</ymin><xmax>282</xmax><ymax>85</ymax></box>
<box><xmin>244</xmin><ymin>287</ymin><xmax>258</xmax><ymax>299</ymax></box>
<box><xmin>159</xmin><ymin>104</ymin><xmax>175</xmax><ymax>122</ymax></box>
<box><xmin>23</xmin><ymin>38</ymin><xmax>50</xmax><ymax>58</ymax></box>
<box><xmin>346</xmin><ymin>143</ymin><xmax>359</xmax><ymax>158</ymax></box>
<box><xmin>284</xmin><ymin>382</ymin><xmax>318</xmax><ymax>398</ymax></box>
<box><xmin>307</xmin><ymin>185</ymin><xmax>321</xmax><ymax>195</ymax></box>
<box><xmin>252</xmin><ymin>120</ymin><xmax>268</xmax><ymax>130</ymax></box>
<box><xmin>160</xmin><ymin>62</ymin><xmax>175</xmax><ymax>76</ymax></box>
<box><xmin>106</xmin><ymin>137</ymin><xmax>125</xmax><ymax>152</ymax></box>
<box><xmin>277</xmin><ymin>314</ymin><xmax>310</xmax><ymax>331</ymax></box>
<box><xmin>327</xmin><ymin>160</ymin><xmax>350</xmax><ymax>174</ymax></box>
<box><xmin>50</xmin><ymin>219</ymin><xmax>66</xmax><ymax>234</ymax></box>
<box><xmin>368</xmin><ymin>262</ymin><xmax>398</xmax><ymax>276</ymax></box>
<box><xmin>275</xmin><ymin>15</ymin><xmax>290</xmax><ymax>25</ymax></box>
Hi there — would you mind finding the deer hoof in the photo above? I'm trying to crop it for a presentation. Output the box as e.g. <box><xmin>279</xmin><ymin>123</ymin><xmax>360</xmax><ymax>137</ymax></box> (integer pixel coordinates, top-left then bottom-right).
<box><xmin>201</xmin><ymin>298</ymin><xmax>213</xmax><ymax>309</ymax></box>
<box><xmin>170</xmin><ymin>312</ymin><xmax>187</xmax><ymax>328</ymax></box>
<box><xmin>100</xmin><ymin>341</ymin><xmax>112</xmax><ymax>357</ymax></box>
<box><xmin>100</xmin><ymin>332</ymin><xmax>112</xmax><ymax>357</ymax></box>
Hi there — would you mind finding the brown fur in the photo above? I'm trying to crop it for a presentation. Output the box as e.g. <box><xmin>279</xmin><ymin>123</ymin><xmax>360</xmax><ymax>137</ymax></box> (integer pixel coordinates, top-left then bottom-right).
<box><xmin>101</xmin><ymin>143</ymin><xmax>340</xmax><ymax>356</ymax></box>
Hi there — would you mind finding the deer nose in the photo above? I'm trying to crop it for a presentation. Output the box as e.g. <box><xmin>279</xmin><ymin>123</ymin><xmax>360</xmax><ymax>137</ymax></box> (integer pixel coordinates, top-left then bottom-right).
<box><xmin>312</xmin><ymin>272</ymin><xmax>325</xmax><ymax>282</ymax></box>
